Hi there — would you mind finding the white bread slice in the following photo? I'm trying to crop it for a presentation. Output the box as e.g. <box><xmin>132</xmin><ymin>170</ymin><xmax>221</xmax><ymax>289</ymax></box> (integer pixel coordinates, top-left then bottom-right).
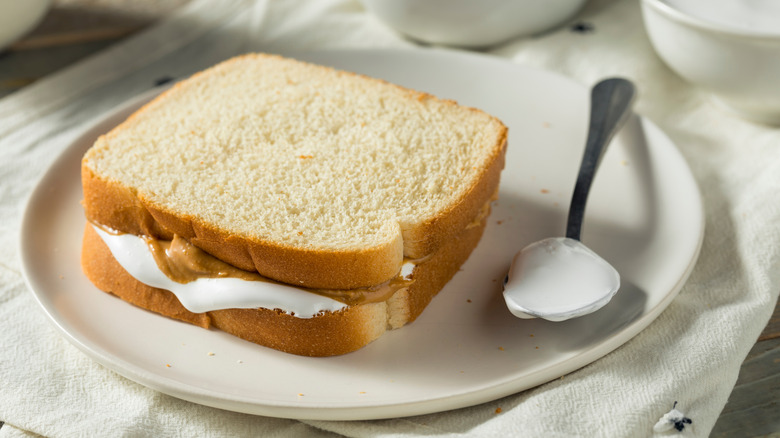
<box><xmin>81</xmin><ymin>53</ymin><xmax>507</xmax><ymax>290</ymax></box>
<box><xmin>81</xmin><ymin>209</ymin><xmax>488</xmax><ymax>356</ymax></box>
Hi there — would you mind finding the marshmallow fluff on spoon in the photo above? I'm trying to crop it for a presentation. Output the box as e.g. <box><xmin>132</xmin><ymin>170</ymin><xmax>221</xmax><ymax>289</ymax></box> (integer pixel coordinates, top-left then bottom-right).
<box><xmin>503</xmin><ymin>78</ymin><xmax>636</xmax><ymax>322</ymax></box>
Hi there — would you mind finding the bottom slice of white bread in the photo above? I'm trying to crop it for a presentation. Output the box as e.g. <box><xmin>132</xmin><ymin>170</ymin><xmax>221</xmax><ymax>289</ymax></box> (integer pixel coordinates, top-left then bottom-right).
<box><xmin>81</xmin><ymin>212</ymin><xmax>488</xmax><ymax>357</ymax></box>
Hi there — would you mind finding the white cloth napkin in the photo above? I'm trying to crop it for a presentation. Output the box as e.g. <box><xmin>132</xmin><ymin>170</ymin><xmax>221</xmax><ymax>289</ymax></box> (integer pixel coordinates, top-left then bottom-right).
<box><xmin>1</xmin><ymin>0</ymin><xmax>778</xmax><ymax>436</ymax></box>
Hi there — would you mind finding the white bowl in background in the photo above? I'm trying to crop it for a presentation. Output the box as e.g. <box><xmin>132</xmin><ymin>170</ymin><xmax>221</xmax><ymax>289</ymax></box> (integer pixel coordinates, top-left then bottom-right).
<box><xmin>641</xmin><ymin>0</ymin><xmax>780</xmax><ymax>125</ymax></box>
<box><xmin>0</xmin><ymin>0</ymin><xmax>51</xmax><ymax>51</ymax></box>
<box><xmin>361</xmin><ymin>0</ymin><xmax>587</xmax><ymax>49</ymax></box>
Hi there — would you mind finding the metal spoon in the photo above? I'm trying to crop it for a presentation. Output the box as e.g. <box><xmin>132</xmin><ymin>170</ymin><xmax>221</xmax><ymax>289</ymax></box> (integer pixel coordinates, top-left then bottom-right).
<box><xmin>503</xmin><ymin>78</ymin><xmax>636</xmax><ymax>321</ymax></box>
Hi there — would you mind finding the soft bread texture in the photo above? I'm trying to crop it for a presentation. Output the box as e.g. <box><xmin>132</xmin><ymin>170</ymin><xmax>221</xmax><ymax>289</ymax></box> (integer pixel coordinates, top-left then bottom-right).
<box><xmin>82</xmin><ymin>53</ymin><xmax>507</xmax><ymax>289</ymax></box>
<box><xmin>81</xmin><ymin>213</ymin><xmax>488</xmax><ymax>356</ymax></box>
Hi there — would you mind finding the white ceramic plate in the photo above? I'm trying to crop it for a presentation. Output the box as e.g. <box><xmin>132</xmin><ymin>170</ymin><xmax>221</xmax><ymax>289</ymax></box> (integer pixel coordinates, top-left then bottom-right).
<box><xmin>20</xmin><ymin>49</ymin><xmax>704</xmax><ymax>420</ymax></box>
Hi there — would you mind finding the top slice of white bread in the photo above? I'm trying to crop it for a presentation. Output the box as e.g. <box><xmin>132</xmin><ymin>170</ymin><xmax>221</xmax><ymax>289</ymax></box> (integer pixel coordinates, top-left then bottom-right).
<box><xmin>82</xmin><ymin>53</ymin><xmax>507</xmax><ymax>289</ymax></box>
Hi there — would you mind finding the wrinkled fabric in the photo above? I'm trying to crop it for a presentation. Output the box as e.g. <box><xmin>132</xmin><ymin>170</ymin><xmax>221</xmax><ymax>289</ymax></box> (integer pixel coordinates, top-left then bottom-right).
<box><xmin>1</xmin><ymin>0</ymin><xmax>777</xmax><ymax>436</ymax></box>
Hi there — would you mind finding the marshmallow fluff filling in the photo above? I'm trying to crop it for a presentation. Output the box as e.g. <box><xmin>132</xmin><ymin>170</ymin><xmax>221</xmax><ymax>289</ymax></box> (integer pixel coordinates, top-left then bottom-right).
<box><xmin>93</xmin><ymin>225</ymin><xmax>416</xmax><ymax>318</ymax></box>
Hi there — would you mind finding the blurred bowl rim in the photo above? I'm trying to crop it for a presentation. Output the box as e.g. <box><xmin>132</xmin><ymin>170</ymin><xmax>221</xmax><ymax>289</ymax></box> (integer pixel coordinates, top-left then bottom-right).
<box><xmin>642</xmin><ymin>0</ymin><xmax>780</xmax><ymax>41</ymax></box>
<box><xmin>0</xmin><ymin>0</ymin><xmax>53</xmax><ymax>50</ymax></box>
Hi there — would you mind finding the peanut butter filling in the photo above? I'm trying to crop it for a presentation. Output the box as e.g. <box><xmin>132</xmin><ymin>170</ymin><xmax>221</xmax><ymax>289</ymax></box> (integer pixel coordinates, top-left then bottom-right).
<box><xmin>144</xmin><ymin>234</ymin><xmax>264</xmax><ymax>283</ymax></box>
<box><xmin>95</xmin><ymin>223</ymin><xmax>415</xmax><ymax>306</ymax></box>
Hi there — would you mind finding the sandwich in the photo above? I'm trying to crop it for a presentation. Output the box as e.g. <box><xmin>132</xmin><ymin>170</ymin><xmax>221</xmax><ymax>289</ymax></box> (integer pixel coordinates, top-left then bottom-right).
<box><xmin>80</xmin><ymin>53</ymin><xmax>508</xmax><ymax>356</ymax></box>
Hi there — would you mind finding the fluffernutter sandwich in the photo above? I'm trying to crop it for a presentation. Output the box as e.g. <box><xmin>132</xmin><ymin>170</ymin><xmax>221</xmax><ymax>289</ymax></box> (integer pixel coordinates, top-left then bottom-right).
<box><xmin>80</xmin><ymin>53</ymin><xmax>508</xmax><ymax>356</ymax></box>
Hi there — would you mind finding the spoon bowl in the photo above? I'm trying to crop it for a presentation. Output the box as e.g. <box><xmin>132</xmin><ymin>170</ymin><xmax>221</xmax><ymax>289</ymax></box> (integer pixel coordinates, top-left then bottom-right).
<box><xmin>504</xmin><ymin>237</ymin><xmax>620</xmax><ymax>321</ymax></box>
<box><xmin>503</xmin><ymin>78</ymin><xmax>636</xmax><ymax>322</ymax></box>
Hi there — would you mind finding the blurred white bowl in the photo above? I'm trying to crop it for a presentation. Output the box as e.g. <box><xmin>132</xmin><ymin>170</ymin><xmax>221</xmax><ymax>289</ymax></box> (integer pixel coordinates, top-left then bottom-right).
<box><xmin>641</xmin><ymin>0</ymin><xmax>780</xmax><ymax>125</ymax></box>
<box><xmin>0</xmin><ymin>0</ymin><xmax>51</xmax><ymax>51</ymax></box>
<box><xmin>362</xmin><ymin>0</ymin><xmax>586</xmax><ymax>49</ymax></box>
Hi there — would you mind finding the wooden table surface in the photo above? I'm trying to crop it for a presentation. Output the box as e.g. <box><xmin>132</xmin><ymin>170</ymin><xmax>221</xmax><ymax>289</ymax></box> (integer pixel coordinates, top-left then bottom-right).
<box><xmin>1</xmin><ymin>1</ymin><xmax>778</xmax><ymax>436</ymax></box>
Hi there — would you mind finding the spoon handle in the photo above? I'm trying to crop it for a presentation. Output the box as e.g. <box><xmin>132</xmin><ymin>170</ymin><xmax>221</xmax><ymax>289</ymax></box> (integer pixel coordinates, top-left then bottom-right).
<box><xmin>566</xmin><ymin>78</ymin><xmax>636</xmax><ymax>241</ymax></box>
